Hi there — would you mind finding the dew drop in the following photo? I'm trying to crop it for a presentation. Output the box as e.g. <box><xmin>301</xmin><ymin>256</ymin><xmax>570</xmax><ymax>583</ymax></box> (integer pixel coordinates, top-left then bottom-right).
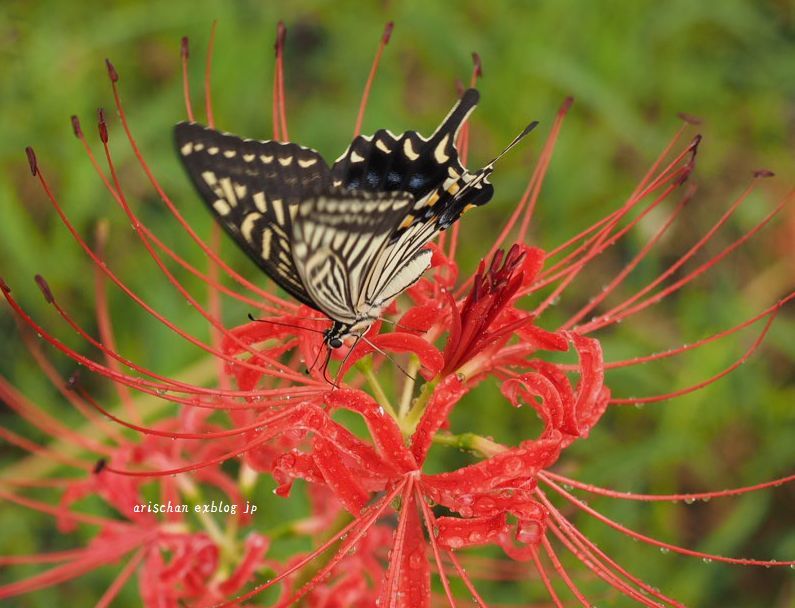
<box><xmin>447</xmin><ymin>536</ymin><xmax>463</xmax><ymax>549</ymax></box>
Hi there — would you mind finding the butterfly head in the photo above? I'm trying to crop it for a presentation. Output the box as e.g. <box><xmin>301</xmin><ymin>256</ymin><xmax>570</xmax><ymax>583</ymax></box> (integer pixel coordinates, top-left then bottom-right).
<box><xmin>323</xmin><ymin>324</ymin><xmax>345</xmax><ymax>350</ymax></box>
<box><xmin>323</xmin><ymin>318</ymin><xmax>375</xmax><ymax>350</ymax></box>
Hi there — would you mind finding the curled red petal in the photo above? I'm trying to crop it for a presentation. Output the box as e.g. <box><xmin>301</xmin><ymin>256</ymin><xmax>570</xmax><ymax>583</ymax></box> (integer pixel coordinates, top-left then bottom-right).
<box><xmin>312</xmin><ymin>437</ymin><xmax>370</xmax><ymax>514</ymax></box>
<box><xmin>338</xmin><ymin>331</ymin><xmax>443</xmax><ymax>380</ymax></box>
<box><xmin>410</xmin><ymin>374</ymin><xmax>468</xmax><ymax>464</ymax></box>
<box><xmin>326</xmin><ymin>389</ymin><xmax>416</xmax><ymax>472</ymax></box>
<box><xmin>435</xmin><ymin>512</ymin><xmax>509</xmax><ymax>549</ymax></box>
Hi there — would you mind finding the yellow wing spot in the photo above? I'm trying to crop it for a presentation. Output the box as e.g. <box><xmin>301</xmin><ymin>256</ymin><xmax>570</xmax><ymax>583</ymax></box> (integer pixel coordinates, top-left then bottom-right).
<box><xmin>278</xmin><ymin>156</ymin><xmax>293</xmax><ymax>167</ymax></box>
<box><xmin>399</xmin><ymin>214</ymin><xmax>415</xmax><ymax>229</ymax></box>
<box><xmin>223</xmin><ymin>149</ymin><xmax>237</xmax><ymax>158</ymax></box>
<box><xmin>446</xmin><ymin>182</ymin><xmax>461</xmax><ymax>195</ymax></box>
<box><xmin>463</xmin><ymin>203</ymin><xmax>476</xmax><ymax>214</ymax></box>
<box><xmin>403</xmin><ymin>139</ymin><xmax>419</xmax><ymax>160</ymax></box>
<box><xmin>207</xmin><ymin>146</ymin><xmax>219</xmax><ymax>155</ymax></box>
<box><xmin>425</xmin><ymin>192</ymin><xmax>440</xmax><ymax>207</ymax></box>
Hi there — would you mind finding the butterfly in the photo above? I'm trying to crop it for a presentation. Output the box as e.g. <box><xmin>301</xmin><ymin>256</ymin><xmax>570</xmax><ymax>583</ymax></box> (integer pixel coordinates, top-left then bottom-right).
<box><xmin>174</xmin><ymin>88</ymin><xmax>535</xmax><ymax>349</ymax></box>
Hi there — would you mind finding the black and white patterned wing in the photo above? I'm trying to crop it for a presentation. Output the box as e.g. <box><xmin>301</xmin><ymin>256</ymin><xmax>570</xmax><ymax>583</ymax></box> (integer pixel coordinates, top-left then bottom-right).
<box><xmin>361</xmin><ymin>119</ymin><xmax>539</xmax><ymax>308</ymax></box>
<box><xmin>290</xmin><ymin>190</ymin><xmax>417</xmax><ymax>324</ymax></box>
<box><xmin>330</xmin><ymin>88</ymin><xmax>495</xmax><ymax>234</ymax></box>
<box><xmin>174</xmin><ymin>122</ymin><xmax>331</xmax><ymax>308</ymax></box>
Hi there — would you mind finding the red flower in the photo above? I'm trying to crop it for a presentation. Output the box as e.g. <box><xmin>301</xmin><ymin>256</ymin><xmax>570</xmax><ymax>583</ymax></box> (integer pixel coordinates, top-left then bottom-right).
<box><xmin>1</xmin><ymin>20</ymin><xmax>793</xmax><ymax>608</ymax></box>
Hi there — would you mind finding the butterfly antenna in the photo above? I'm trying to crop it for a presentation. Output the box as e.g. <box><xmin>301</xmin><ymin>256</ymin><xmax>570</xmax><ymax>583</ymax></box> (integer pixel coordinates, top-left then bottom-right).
<box><xmin>308</xmin><ymin>339</ymin><xmax>327</xmax><ymax>376</ymax></box>
<box><xmin>323</xmin><ymin>346</ymin><xmax>339</xmax><ymax>388</ymax></box>
<box><xmin>360</xmin><ymin>336</ymin><xmax>417</xmax><ymax>382</ymax></box>
<box><xmin>485</xmin><ymin>121</ymin><xmax>538</xmax><ymax>171</ymax></box>
<box><xmin>376</xmin><ymin>316</ymin><xmax>425</xmax><ymax>333</ymax></box>
<box><xmin>333</xmin><ymin>334</ymin><xmax>364</xmax><ymax>387</ymax></box>
<box><xmin>247</xmin><ymin>312</ymin><xmax>328</xmax><ymax>336</ymax></box>
<box><xmin>462</xmin><ymin>121</ymin><xmax>539</xmax><ymax>194</ymax></box>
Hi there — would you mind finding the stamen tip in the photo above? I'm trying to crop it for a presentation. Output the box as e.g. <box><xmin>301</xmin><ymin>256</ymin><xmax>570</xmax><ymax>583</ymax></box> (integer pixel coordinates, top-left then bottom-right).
<box><xmin>454</xmin><ymin>78</ymin><xmax>465</xmax><ymax>97</ymax></box>
<box><xmin>382</xmin><ymin>21</ymin><xmax>394</xmax><ymax>44</ymax></box>
<box><xmin>70</xmin><ymin>115</ymin><xmax>83</xmax><ymax>138</ymax></box>
<box><xmin>34</xmin><ymin>274</ymin><xmax>53</xmax><ymax>303</ymax></box>
<box><xmin>275</xmin><ymin>21</ymin><xmax>287</xmax><ymax>54</ymax></box>
<box><xmin>95</xmin><ymin>219</ymin><xmax>110</xmax><ymax>250</ymax></box>
<box><xmin>93</xmin><ymin>458</ymin><xmax>107</xmax><ymax>474</ymax></box>
<box><xmin>105</xmin><ymin>58</ymin><xmax>119</xmax><ymax>83</ymax></box>
<box><xmin>0</xmin><ymin>277</ymin><xmax>10</xmax><ymax>294</ymax></box>
<box><xmin>25</xmin><ymin>146</ymin><xmax>38</xmax><ymax>176</ymax></box>
<box><xmin>97</xmin><ymin>108</ymin><xmax>108</xmax><ymax>143</ymax></box>
<box><xmin>560</xmin><ymin>96</ymin><xmax>574</xmax><ymax>112</ymax></box>
<box><xmin>471</xmin><ymin>52</ymin><xmax>483</xmax><ymax>77</ymax></box>
<box><xmin>181</xmin><ymin>36</ymin><xmax>189</xmax><ymax>59</ymax></box>
<box><xmin>753</xmin><ymin>168</ymin><xmax>775</xmax><ymax>178</ymax></box>
<box><xmin>677</xmin><ymin>111</ymin><xmax>702</xmax><ymax>125</ymax></box>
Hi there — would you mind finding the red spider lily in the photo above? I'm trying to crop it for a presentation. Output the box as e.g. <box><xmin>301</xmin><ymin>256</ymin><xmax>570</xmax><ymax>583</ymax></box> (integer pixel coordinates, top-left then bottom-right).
<box><xmin>2</xmin><ymin>19</ymin><xmax>794</xmax><ymax>608</ymax></box>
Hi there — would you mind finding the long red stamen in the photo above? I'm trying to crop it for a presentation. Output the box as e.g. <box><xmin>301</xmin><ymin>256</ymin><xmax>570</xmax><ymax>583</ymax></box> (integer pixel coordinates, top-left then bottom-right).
<box><xmin>532</xmin><ymin>180</ymin><xmax>685</xmax><ymax>318</ymax></box>
<box><xmin>541</xmin><ymin>469</ymin><xmax>795</xmax><ymax>503</ymax></box>
<box><xmin>180</xmin><ymin>36</ymin><xmax>195</xmax><ymax>121</ymax></box>
<box><xmin>94</xmin><ymin>221</ymin><xmax>140</xmax><ymax>425</ymax></box>
<box><xmin>543</xmin><ymin>477</ymin><xmax>795</xmax><ymax>567</ymax></box>
<box><xmin>204</xmin><ymin>20</ymin><xmax>217</xmax><ymax>127</ymax></box>
<box><xmin>446</xmin><ymin>51</ymin><xmax>482</xmax><ymax>262</ymax></box>
<box><xmin>94</xmin><ymin>549</ymin><xmax>145</xmax><ymax>608</ymax></box>
<box><xmin>3</xmin><ymin>282</ymin><xmax>322</xmax><ymax>404</ymax></box>
<box><xmin>0</xmin><ymin>375</ymin><xmax>109</xmax><ymax>458</ymax></box>
<box><xmin>580</xmin><ymin>182</ymin><xmax>785</xmax><ymax>333</ymax></box>
<box><xmin>272</xmin><ymin>21</ymin><xmax>288</xmax><ymax>141</ymax></box>
<box><xmin>539</xmin><ymin>134</ymin><xmax>698</xmax><ymax>284</ymax></box>
<box><xmin>604</xmin><ymin>293</ymin><xmax>794</xmax><ymax>369</ymax></box>
<box><xmin>609</xmin><ymin>308</ymin><xmax>778</xmax><ymax>405</ymax></box>
<box><xmin>104</xmin><ymin>62</ymin><xmax>297</xmax><ymax>309</ymax></box>
<box><xmin>18</xmin><ymin>326</ymin><xmax>127</xmax><ymax>445</ymax></box>
<box><xmin>540</xmin><ymin>536</ymin><xmax>591</xmax><ymax>606</ymax></box>
<box><xmin>222</xmin><ymin>479</ymin><xmax>407</xmax><ymax>607</ymax></box>
<box><xmin>562</xmin><ymin>185</ymin><xmax>695</xmax><ymax>330</ymax></box>
<box><xmin>95</xmin><ymin>119</ymin><xmax>311</xmax><ymax>383</ymax></box>
<box><xmin>416</xmin><ymin>488</ymin><xmax>464</xmax><ymax>606</ymax></box>
<box><xmin>353</xmin><ymin>21</ymin><xmax>393</xmax><ymax>138</ymax></box>
<box><xmin>530</xmin><ymin>546</ymin><xmax>564</xmax><ymax>608</ymax></box>
<box><xmin>71</xmin><ymin>117</ymin><xmax>284</xmax><ymax>315</ymax></box>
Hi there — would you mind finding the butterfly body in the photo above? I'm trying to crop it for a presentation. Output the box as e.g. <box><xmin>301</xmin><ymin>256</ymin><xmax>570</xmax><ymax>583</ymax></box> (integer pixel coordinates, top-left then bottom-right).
<box><xmin>175</xmin><ymin>89</ymin><xmax>534</xmax><ymax>347</ymax></box>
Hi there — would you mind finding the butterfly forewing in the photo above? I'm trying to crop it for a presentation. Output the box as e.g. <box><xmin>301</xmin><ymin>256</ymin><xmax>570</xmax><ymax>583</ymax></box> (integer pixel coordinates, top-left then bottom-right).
<box><xmin>174</xmin><ymin>122</ymin><xmax>332</xmax><ymax>308</ymax></box>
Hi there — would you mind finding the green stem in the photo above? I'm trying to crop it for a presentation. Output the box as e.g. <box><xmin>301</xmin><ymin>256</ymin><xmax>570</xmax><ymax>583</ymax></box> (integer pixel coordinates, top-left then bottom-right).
<box><xmin>358</xmin><ymin>357</ymin><xmax>397</xmax><ymax>419</ymax></box>
<box><xmin>432</xmin><ymin>431</ymin><xmax>508</xmax><ymax>458</ymax></box>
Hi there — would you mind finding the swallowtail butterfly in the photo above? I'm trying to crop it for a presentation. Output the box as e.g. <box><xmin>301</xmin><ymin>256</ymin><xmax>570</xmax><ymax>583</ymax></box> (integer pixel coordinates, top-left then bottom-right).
<box><xmin>175</xmin><ymin>89</ymin><xmax>535</xmax><ymax>348</ymax></box>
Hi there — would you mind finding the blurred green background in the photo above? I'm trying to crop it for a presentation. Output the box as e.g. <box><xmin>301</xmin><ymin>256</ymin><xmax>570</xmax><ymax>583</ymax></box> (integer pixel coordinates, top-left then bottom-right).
<box><xmin>1</xmin><ymin>0</ymin><xmax>794</xmax><ymax>606</ymax></box>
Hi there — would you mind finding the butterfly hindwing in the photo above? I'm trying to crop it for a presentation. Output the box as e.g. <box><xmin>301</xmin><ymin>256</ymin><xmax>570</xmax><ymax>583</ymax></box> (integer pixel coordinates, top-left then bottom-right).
<box><xmin>174</xmin><ymin>122</ymin><xmax>331</xmax><ymax>308</ymax></box>
<box><xmin>331</xmin><ymin>89</ymin><xmax>495</xmax><ymax>237</ymax></box>
<box><xmin>290</xmin><ymin>190</ymin><xmax>417</xmax><ymax>323</ymax></box>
